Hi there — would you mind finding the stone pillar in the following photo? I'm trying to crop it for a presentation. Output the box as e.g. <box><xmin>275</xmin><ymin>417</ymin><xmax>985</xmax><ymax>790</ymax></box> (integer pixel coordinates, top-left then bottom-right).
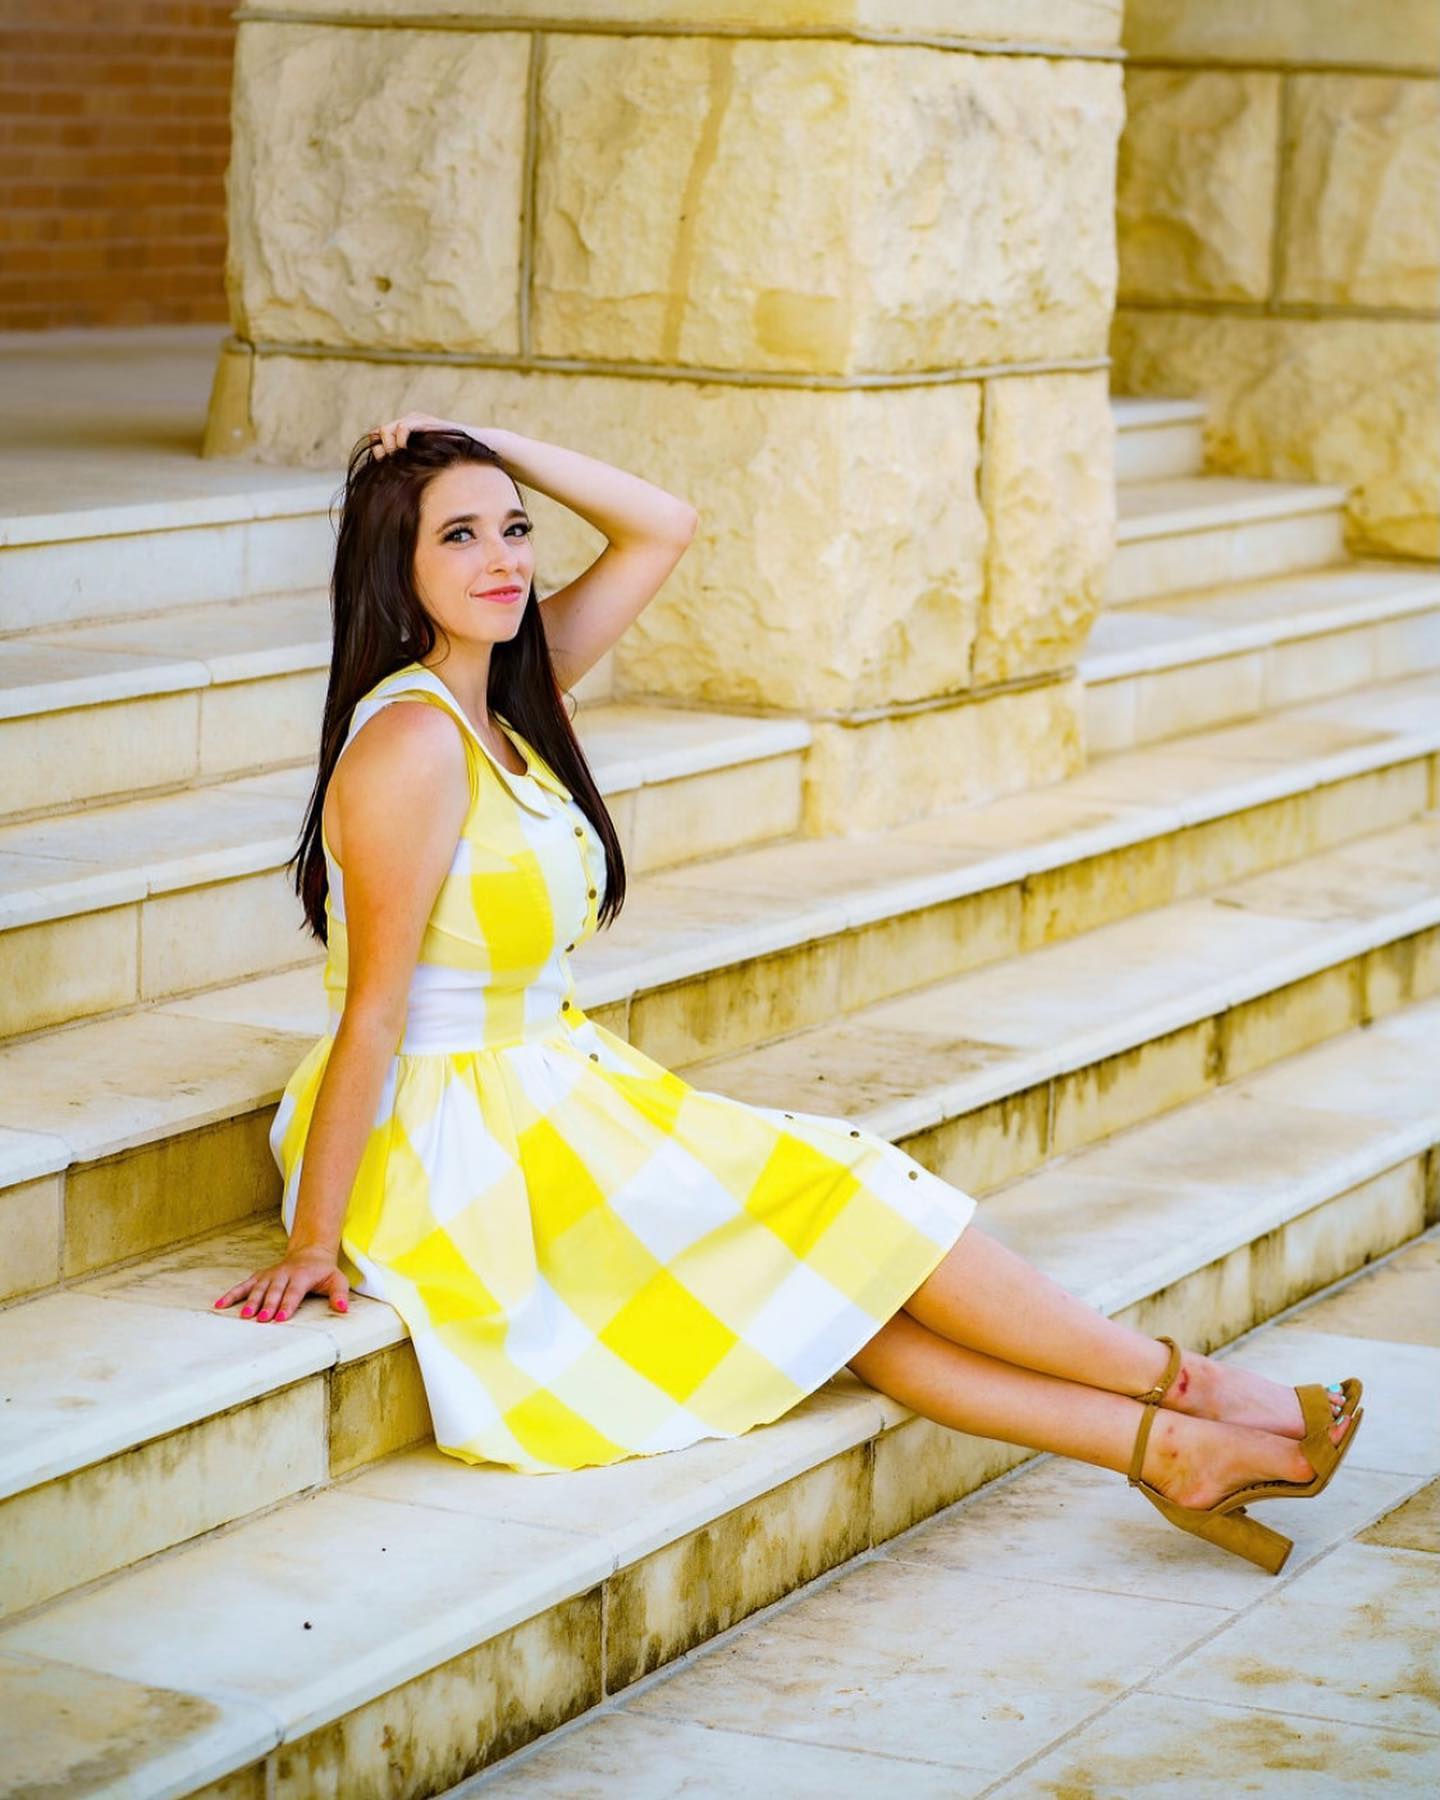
<box><xmin>207</xmin><ymin>2</ymin><xmax>1125</xmax><ymax>834</ymax></box>
<box><xmin>1113</xmin><ymin>1</ymin><xmax>1440</xmax><ymax>561</ymax></box>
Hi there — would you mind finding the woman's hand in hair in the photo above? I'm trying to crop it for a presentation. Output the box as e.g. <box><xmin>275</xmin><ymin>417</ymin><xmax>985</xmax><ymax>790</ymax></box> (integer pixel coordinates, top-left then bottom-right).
<box><xmin>213</xmin><ymin>1245</ymin><xmax>351</xmax><ymax>1324</ymax></box>
<box><xmin>368</xmin><ymin>411</ymin><xmax>506</xmax><ymax>460</ymax></box>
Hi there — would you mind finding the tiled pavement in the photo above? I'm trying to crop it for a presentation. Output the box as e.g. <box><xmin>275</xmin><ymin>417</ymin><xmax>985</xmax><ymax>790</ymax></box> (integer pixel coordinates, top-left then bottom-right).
<box><xmin>449</xmin><ymin>1227</ymin><xmax>1440</xmax><ymax>1797</ymax></box>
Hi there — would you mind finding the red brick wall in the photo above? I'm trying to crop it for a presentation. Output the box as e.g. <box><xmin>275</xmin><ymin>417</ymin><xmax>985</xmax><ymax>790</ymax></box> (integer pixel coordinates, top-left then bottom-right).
<box><xmin>0</xmin><ymin>0</ymin><xmax>236</xmax><ymax>330</ymax></box>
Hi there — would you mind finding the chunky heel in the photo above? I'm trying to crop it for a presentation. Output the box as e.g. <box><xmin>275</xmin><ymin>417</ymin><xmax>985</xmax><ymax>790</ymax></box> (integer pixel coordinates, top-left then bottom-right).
<box><xmin>1195</xmin><ymin>1504</ymin><xmax>1288</xmax><ymax>1576</ymax></box>
<box><xmin>1177</xmin><ymin>1502</ymin><xmax>1293</xmax><ymax>1575</ymax></box>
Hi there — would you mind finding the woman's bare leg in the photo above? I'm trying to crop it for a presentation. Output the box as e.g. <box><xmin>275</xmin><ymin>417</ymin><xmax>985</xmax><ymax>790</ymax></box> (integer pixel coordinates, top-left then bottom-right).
<box><xmin>845</xmin><ymin>1309</ymin><xmax>1353</xmax><ymax>1507</ymax></box>
<box><xmin>899</xmin><ymin>1222</ymin><xmax>1343</xmax><ymax>1439</ymax></box>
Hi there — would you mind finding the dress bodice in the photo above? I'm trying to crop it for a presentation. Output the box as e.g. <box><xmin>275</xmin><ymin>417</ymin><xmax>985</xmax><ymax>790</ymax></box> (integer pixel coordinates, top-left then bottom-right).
<box><xmin>318</xmin><ymin>664</ymin><xmax>608</xmax><ymax>1053</ymax></box>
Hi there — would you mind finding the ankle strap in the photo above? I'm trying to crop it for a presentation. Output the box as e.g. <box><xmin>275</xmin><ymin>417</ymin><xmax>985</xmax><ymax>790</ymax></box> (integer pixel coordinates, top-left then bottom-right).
<box><xmin>1132</xmin><ymin>1335</ymin><xmax>1182</xmax><ymax>1407</ymax></box>
<box><xmin>1128</xmin><ymin>1395</ymin><xmax>1161</xmax><ymax>1486</ymax></box>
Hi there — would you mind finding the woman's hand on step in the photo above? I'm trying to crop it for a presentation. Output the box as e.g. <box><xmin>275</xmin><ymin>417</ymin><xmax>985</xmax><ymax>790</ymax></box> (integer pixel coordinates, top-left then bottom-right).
<box><xmin>213</xmin><ymin>1246</ymin><xmax>350</xmax><ymax>1324</ymax></box>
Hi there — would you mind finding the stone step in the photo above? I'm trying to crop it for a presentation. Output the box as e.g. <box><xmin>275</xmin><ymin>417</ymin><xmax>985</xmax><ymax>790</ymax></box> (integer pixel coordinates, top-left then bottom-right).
<box><xmin>1110</xmin><ymin>475</ymin><xmax>1349</xmax><ymax>607</ymax></box>
<box><xmin>677</xmin><ymin>812</ymin><xmax>1440</xmax><ymax>1179</ymax></box>
<box><xmin>0</xmin><ymin>587</ymin><xmax>626</xmax><ymax>824</ymax></box>
<box><xmin>1</xmin><ymin>992</ymin><xmax>1434</xmax><ymax>1797</ymax></box>
<box><xmin>0</xmin><ymin>471</ymin><xmax>340</xmax><ymax>634</ymax></box>
<box><xmin>1</xmin><ymin>808</ymin><xmax>1435</xmax><ymax>1615</ymax></box>
<box><xmin>0</xmin><ymin>589</ymin><xmax>332</xmax><ymax>819</ymax></box>
<box><xmin>1083</xmin><ymin>562</ymin><xmax>1440</xmax><ymax>754</ymax></box>
<box><xmin>2</xmin><ymin>671</ymin><xmax>1436</xmax><ymax>1293</ymax></box>
<box><xmin>0</xmin><ymin>702</ymin><xmax>814</xmax><ymax>1039</ymax></box>
<box><xmin>1111</xmin><ymin>396</ymin><xmax>1206</xmax><ymax>485</ymax></box>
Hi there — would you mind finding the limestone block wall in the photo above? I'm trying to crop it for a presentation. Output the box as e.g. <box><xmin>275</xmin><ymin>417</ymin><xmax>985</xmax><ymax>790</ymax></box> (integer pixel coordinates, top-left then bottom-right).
<box><xmin>208</xmin><ymin>2</ymin><xmax>1125</xmax><ymax>833</ymax></box>
<box><xmin>1113</xmin><ymin>1</ymin><xmax>1440</xmax><ymax>560</ymax></box>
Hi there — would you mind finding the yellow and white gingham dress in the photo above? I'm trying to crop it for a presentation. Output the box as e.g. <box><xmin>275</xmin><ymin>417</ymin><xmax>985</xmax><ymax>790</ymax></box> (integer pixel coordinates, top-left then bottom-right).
<box><xmin>270</xmin><ymin>663</ymin><xmax>977</xmax><ymax>1475</ymax></box>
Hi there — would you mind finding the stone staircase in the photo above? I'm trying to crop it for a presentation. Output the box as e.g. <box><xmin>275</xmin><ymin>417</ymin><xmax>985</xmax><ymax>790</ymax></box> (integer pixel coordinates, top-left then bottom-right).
<box><xmin>3</xmin><ymin>397</ymin><xmax>1439</xmax><ymax>1798</ymax></box>
<box><xmin>1093</xmin><ymin>399</ymin><xmax>1440</xmax><ymax>750</ymax></box>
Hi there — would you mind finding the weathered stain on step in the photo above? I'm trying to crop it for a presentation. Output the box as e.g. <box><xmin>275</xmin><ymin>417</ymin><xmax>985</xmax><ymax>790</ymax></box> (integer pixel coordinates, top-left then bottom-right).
<box><xmin>0</xmin><ymin>1655</ymin><xmax>229</xmax><ymax>1800</ymax></box>
<box><xmin>1359</xmin><ymin>1476</ymin><xmax>1440</xmax><ymax>1553</ymax></box>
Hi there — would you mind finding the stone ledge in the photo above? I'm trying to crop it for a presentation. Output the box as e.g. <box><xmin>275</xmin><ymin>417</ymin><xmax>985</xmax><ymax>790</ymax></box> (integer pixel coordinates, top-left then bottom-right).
<box><xmin>1109</xmin><ymin>478</ymin><xmax>1349</xmax><ymax>607</ymax></box>
<box><xmin>1116</xmin><ymin>474</ymin><xmax>1349</xmax><ymax>540</ymax></box>
<box><xmin>1113</xmin><ymin>398</ymin><xmax>1206</xmax><ymax>484</ymax></box>
<box><xmin>0</xmin><ymin>593</ymin><xmax>331</xmax><ymax>719</ymax></box>
<box><xmin>0</xmin><ymin>465</ymin><xmax>338</xmax><ymax>553</ymax></box>
<box><xmin>1122</xmin><ymin>0</ymin><xmax>1440</xmax><ymax>74</ymax></box>
<box><xmin>237</xmin><ymin>1</ymin><xmax>1126</xmax><ymax>55</ymax></box>
<box><xmin>1083</xmin><ymin>563</ymin><xmax>1440</xmax><ymax>682</ymax></box>
<box><xmin>1112</xmin><ymin>397</ymin><xmax>1207</xmax><ymax>431</ymax></box>
<box><xmin>1084</xmin><ymin>565</ymin><xmax>1440</xmax><ymax>751</ymax></box>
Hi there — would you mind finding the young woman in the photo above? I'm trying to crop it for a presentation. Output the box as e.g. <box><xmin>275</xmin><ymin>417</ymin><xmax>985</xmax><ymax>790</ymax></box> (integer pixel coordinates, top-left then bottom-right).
<box><xmin>215</xmin><ymin>414</ymin><xmax>1362</xmax><ymax>1574</ymax></box>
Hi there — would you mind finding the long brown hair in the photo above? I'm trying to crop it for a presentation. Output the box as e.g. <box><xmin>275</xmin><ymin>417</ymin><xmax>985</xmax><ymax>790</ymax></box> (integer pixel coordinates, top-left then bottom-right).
<box><xmin>287</xmin><ymin>426</ymin><xmax>627</xmax><ymax>945</ymax></box>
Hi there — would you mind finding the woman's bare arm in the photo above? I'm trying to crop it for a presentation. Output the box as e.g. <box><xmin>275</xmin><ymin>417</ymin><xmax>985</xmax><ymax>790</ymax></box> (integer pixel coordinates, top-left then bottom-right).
<box><xmin>214</xmin><ymin>702</ymin><xmax>470</xmax><ymax>1321</ymax></box>
<box><xmin>286</xmin><ymin>703</ymin><xmax>470</xmax><ymax>1253</ymax></box>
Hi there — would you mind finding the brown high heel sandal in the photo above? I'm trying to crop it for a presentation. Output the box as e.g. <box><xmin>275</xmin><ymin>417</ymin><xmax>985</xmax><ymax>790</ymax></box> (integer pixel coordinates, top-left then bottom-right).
<box><xmin>1125</xmin><ymin>1335</ymin><xmax>1366</xmax><ymax>1575</ymax></box>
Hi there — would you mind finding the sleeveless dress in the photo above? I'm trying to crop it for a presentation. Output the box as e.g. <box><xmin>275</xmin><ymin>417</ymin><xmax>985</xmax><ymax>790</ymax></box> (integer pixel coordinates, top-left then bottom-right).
<box><xmin>269</xmin><ymin>663</ymin><xmax>977</xmax><ymax>1476</ymax></box>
